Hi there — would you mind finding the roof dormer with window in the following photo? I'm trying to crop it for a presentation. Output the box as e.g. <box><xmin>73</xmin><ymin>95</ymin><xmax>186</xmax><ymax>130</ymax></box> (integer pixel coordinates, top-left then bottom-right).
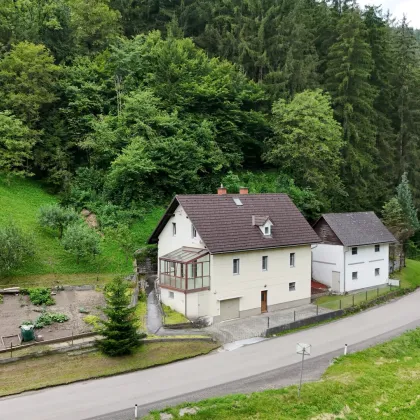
<box><xmin>252</xmin><ymin>215</ymin><xmax>273</xmax><ymax>237</ymax></box>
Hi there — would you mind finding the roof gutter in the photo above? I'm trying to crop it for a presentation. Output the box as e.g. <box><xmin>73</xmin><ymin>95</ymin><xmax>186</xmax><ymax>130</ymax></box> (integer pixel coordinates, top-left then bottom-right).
<box><xmin>210</xmin><ymin>242</ymin><xmax>321</xmax><ymax>255</ymax></box>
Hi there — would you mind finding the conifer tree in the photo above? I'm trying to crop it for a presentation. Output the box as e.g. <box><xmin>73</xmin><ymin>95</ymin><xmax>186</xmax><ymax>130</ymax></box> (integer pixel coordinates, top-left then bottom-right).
<box><xmin>325</xmin><ymin>4</ymin><xmax>378</xmax><ymax>209</ymax></box>
<box><xmin>98</xmin><ymin>277</ymin><xmax>141</xmax><ymax>357</ymax></box>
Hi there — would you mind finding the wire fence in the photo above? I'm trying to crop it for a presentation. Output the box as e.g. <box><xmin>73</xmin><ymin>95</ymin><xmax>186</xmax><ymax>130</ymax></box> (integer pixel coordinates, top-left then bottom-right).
<box><xmin>315</xmin><ymin>284</ymin><xmax>399</xmax><ymax>311</ymax></box>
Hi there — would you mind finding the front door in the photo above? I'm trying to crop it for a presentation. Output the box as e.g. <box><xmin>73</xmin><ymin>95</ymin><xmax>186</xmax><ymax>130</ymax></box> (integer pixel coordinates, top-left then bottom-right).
<box><xmin>261</xmin><ymin>290</ymin><xmax>268</xmax><ymax>313</ymax></box>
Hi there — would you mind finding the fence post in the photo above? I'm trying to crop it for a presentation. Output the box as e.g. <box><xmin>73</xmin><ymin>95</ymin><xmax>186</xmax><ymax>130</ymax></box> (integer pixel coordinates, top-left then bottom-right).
<box><xmin>10</xmin><ymin>342</ymin><xmax>12</xmax><ymax>358</ymax></box>
<box><xmin>339</xmin><ymin>299</ymin><xmax>342</xmax><ymax>310</ymax></box>
<box><xmin>267</xmin><ymin>317</ymin><xmax>270</xmax><ymax>329</ymax></box>
<box><xmin>352</xmin><ymin>294</ymin><xmax>355</xmax><ymax>307</ymax></box>
<box><xmin>294</xmin><ymin>311</ymin><xmax>296</xmax><ymax>322</ymax></box>
<box><xmin>71</xmin><ymin>330</ymin><xmax>74</xmax><ymax>346</ymax></box>
<box><xmin>316</xmin><ymin>305</ymin><xmax>319</xmax><ymax>316</ymax></box>
<box><xmin>366</xmin><ymin>291</ymin><xmax>368</xmax><ymax>301</ymax></box>
<box><xmin>377</xmin><ymin>288</ymin><xmax>379</xmax><ymax>297</ymax></box>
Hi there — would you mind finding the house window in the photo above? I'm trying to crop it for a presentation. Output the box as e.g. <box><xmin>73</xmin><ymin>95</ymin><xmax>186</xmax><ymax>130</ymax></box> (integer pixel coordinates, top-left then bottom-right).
<box><xmin>169</xmin><ymin>291</ymin><xmax>174</xmax><ymax>299</ymax></box>
<box><xmin>352</xmin><ymin>247</ymin><xmax>358</xmax><ymax>255</ymax></box>
<box><xmin>172</xmin><ymin>222</ymin><xmax>176</xmax><ymax>236</ymax></box>
<box><xmin>290</xmin><ymin>253</ymin><xmax>295</xmax><ymax>267</ymax></box>
<box><xmin>192</xmin><ymin>225</ymin><xmax>197</xmax><ymax>238</ymax></box>
<box><xmin>264</xmin><ymin>225</ymin><xmax>271</xmax><ymax>235</ymax></box>
<box><xmin>352</xmin><ymin>271</ymin><xmax>358</xmax><ymax>280</ymax></box>
<box><xmin>262</xmin><ymin>256</ymin><xmax>268</xmax><ymax>271</ymax></box>
<box><xmin>233</xmin><ymin>258</ymin><xmax>240</xmax><ymax>275</ymax></box>
<box><xmin>375</xmin><ymin>268</ymin><xmax>380</xmax><ymax>276</ymax></box>
<box><xmin>375</xmin><ymin>244</ymin><xmax>380</xmax><ymax>252</ymax></box>
<box><xmin>289</xmin><ymin>282</ymin><xmax>296</xmax><ymax>291</ymax></box>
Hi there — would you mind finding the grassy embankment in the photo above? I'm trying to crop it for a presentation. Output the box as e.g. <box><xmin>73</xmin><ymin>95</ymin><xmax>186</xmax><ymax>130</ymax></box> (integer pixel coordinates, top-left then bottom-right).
<box><xmin>0</xmin><ymin>176</ymin><xmax>163</xmax><ymax>287</ymax></box>
<box><xmin>0</xmin><ymin>341</ymin><xmax>218</xmax><ymax>397</ymax></box>
<box><xmin>148</xmin><ymin>328</ymin><xmax>420</xmax><ymax>419</ymax></box>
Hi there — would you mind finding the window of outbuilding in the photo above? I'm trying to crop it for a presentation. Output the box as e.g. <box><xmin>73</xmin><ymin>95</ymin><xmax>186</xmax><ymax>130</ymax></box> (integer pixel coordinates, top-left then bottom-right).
<box><xmin>352</xmin><ymin>271</ymin><xmax>358</xmax><ymax>280</ymax></box>
<box><xmin>375</xmin><ymin>244</ymin><xmax>380</xmax><ymax>252</ymax></box>
<box><xmin>352</xmin><ymin>247</ymin><xmax>358</xmax><ymax>255</ymax></box>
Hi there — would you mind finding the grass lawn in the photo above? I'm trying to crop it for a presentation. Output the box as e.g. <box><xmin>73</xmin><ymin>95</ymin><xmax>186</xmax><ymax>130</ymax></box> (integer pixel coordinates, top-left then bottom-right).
<box><xmin>147</xmin><ymin>328</ymin><xmax>420</xmax><ymax>419</ymax></box>
<box><xmin>394</xmin><ymin>259</ymin><xmax>420</xmax><ymax>288</ymax></box>
<box><xmin>315</xmin><ymin>284</ymin><xmax>394</xmax><ymax>310</ymax></box>
<box><xmin>163</xmin><ymin>304</ymin><xmax>189</xmax><ymax>325</ymax></box>
<box><xmin>135</xmin><ymin>300</ymin><xmax>148</xmax><ymax>331</ymax></box>
<box><xmin>0</xmin><ymin>176</ymin><xmax>164</xmax><ymax>285</ymax></box>
<box><xmin>0</xmin><ymin>341</ymin><xmax>218</xmax><ymax>397</ymax></box>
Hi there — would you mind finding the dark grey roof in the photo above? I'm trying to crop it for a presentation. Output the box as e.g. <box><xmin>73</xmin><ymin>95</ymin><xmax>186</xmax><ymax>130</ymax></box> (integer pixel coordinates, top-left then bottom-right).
<box><xmin>318</xmin><ymin>212</ymin><xmax>397</xmax><ymax>246</ymax></box>
<box><xmin>148</xmin><ymin>194</ymin><xmax>320</xmax><ymax>253</ymax></box>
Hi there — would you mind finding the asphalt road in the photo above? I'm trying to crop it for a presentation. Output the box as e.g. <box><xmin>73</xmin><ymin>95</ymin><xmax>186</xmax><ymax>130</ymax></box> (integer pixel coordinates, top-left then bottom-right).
<box><xmin>1</xmin><ymin>290</ymin><xmax>420</xmax><ymax>420</ymax></box>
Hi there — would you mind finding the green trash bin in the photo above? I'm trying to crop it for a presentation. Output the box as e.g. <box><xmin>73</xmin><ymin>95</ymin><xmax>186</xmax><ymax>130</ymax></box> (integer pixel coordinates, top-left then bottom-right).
<box><xmin>21</xmin><ymin>325</ymin><xmax>35</xmax><ymax>342</ymax></box>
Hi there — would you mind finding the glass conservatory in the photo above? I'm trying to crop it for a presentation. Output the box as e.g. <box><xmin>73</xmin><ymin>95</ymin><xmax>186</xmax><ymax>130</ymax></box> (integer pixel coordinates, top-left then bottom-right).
<box><xmin>159</xmin><ymin>247</ymin><xmax>210</xmax><ymax>291</ymax></box>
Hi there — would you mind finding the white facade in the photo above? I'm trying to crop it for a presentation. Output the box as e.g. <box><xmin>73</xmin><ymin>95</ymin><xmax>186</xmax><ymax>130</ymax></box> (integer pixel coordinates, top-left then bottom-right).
<box><xmin>158</xmin><ymin>203</ymin><xmax>312</xmax><ymax>324</ymax></box>
<box><xmin>312</xmin><ymin>243</ymin><xmax>390</xmax><ymax>293</ymax></box>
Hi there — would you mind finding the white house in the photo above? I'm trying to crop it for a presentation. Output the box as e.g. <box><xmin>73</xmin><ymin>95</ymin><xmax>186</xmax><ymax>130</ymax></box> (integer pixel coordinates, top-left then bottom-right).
<box><xmin>311</xmin><ymin>212</ymin><xmax>397</xmax><ymax>294</ymax></box>
<box><xmin>148</xmin><ymin>187</ymin><xmax>321</xmax><ymax>324</ymax></box>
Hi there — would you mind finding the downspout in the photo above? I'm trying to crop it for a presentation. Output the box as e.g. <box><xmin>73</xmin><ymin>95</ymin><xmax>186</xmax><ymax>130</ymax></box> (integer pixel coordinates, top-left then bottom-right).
<box><xmin>343</xmin><ymin>247</ymin><xmax>349</xmax><ymax>293</ymax></box>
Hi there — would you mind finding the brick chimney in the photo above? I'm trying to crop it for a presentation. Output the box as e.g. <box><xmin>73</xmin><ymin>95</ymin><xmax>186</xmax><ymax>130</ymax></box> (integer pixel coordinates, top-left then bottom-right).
<box><xmin>239</xmin><ymin>187</ymin><xmax>249</xmax><ymax>195</ymax></box>
<box><xmin>217</xmin><ymin>184</ymin><xmax>227</xmax><ymax>195</ymax></box>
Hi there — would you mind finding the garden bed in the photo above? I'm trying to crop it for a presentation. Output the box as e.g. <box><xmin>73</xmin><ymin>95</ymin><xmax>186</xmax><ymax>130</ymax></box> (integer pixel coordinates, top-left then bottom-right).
<box><xmin>0</xmin><ymin>289</ymin><xmax>104</xmax><ymax>349</ymax></box>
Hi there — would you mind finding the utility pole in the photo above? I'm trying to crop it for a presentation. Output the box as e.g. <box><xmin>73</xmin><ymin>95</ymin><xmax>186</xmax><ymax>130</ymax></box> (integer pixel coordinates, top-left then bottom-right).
<box><xmin>296</xmin><ymin>343</ymin><xmax>311</xmax><ymax>398</ymax></box>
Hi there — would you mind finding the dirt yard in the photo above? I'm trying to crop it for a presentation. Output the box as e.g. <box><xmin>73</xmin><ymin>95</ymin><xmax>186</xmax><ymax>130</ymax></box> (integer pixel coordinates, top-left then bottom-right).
<box><xmin>0</xmin><ymin>289</ymin><xmax>105</xmax><ymax>349</ymax></box>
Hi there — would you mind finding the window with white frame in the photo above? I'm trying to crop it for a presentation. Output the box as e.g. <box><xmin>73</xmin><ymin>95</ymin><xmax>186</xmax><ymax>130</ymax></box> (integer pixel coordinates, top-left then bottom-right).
<box><xmin>352</xmin><ymin>247</ymin><xmax>358</xmax><ymax>255</ymax></box>
<box><xmin>375</xmin><ymin>268</ymin><xmax>380</xmax><ymax>276</ymax></box>
<box><xmin>262</xmin><ymin>256</ymin><xmax>268</xmax><ymax>271</ymax></box>
<box><xmin>290</xmin><ymin>252</ymin><xmax>295</xmax><ymax>267</ymax></box>
<box><xmin>172</xmin><ymin>222</ymin><xmax>176</xmax><ymax>236</ymax></box>
<box><xmin>233</xmin><ymin>258</ymin><xmax>240</xmax><ymax>275</ymax></box>
<box><xmin>264</xmin><ymin>225</ymin><xmax>271</xmax><ymax>235</ymax></box>
<box><xmin>352</xmin><ymin>271</ymin><xmax>358</xmax><ymax>280</ymax></box>
<box><xmin>289</xmin><ymin>282</ymin><xmax>296</xmax><ymax>291</ymax></box>
<box><xmin>169</xmin><ymin>291</ymin><xmax>174</xmax><ymax>299</ymax></box>
<box><xmin>375</xmin><ymin>244</ymin><xmax>380</xmax><ymax>252</ymax></box>
<box><xmin>191</xmin><ymin>225</ymin><xmax>197</xmax><ymax>238</ymax></box>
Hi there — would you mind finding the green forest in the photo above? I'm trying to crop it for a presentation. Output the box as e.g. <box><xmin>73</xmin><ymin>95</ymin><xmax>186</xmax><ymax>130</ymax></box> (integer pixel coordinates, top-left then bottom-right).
<box><xmin>1</xmin><ymin>0</ymin><xmax>420</xmax><ymax>273</ymax></box>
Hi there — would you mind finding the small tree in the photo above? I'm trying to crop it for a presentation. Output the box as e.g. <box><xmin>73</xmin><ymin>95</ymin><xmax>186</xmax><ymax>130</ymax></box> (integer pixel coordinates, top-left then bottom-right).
<box><xmin>97</xmin><ymin>277</ymin><xmax>141</xmax><ymax>356</ymax></box>
<box><xmin>397</xmin><ymin>172</ymin><xmax>420</xmax><ymax>232</ymax></box>
<box><xmin>0</xmin><ymin>224</ymin><xmax>34</xmax><ymax>274</ymax></box>
<box><xmin>38</xmin><ymin>204</ymin><xmax>79</xmax><ymax>238</ymax></box>
<box><xmin>105</xmin><ymin>224</ymin><xmax>136</xmax><ymax>263</ymax></box>
<box><xmin>61</xmin><ymin>223</ymin><xmax>101</xmax><ymax>263</ymax></box>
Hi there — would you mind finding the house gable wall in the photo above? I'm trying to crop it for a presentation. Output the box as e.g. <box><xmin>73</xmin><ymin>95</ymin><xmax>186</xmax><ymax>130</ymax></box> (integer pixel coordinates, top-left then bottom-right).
<box><xmin>313</xmin><ymin>218</ymin><xmax>342</xmax><ymax>245</ymax></box>
<box><xmin>312</xmin><ymin>244</ymin><xmax>344</xmax><ymax>292</ymax></box>
<box><xmin>157</xmin><ymin>204</ymin><xmax>206</xmax><ymax>263</ymax></box>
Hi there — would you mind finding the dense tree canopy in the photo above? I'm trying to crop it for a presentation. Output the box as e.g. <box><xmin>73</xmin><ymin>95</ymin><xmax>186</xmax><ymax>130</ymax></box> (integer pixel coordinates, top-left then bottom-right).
<box><xmin>0</xmin><ymin>0</ymin><xmax>420</xmax><ymax>221</ymax></box>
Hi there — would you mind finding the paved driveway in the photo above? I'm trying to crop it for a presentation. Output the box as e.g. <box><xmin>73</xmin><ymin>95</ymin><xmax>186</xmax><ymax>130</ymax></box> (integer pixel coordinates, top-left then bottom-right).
<box><xmin>206</xmin><ymin>303</ymin><xmax>332</xmax><ymax>343</ymax></box>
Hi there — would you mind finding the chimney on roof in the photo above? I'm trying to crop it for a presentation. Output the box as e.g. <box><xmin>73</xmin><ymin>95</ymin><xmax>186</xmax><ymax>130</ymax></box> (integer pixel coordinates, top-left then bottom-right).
<box><xmin>239</xmin><ymin>187</ymin><xmax>249</xmax><ymax>195</ymax></box>
<box><xmin>217</xmin><ymin>184</ymin><xmax>227</xmax><ymax>195</ymax></box>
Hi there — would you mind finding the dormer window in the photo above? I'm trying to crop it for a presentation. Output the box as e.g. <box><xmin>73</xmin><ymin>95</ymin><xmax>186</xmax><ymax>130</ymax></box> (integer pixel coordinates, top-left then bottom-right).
<box><xmin>264</xmin><ymin>225</ymin><xmax>271</xmax><ymax>236</ymax></box>
<box><xmin>192</xmin><ymin>225</ymin><xmax>197</xmax><ymax>238</ymax></box>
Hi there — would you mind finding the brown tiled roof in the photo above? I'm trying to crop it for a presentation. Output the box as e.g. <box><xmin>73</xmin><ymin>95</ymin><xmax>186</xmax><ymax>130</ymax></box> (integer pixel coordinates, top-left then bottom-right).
<box><xmin>315</xmin><ymin>212</ymin><xmax>397</xmax><ymax>247</ymax></box>
<box><xmin>252</xmin><ymin>215</ymin><xmax>270</xmax><ymax>226</ymax></box>
<box><xmin>148</xmin><ymin>194</ymin><xmax>320</xmax><ymax>253</ymax></box>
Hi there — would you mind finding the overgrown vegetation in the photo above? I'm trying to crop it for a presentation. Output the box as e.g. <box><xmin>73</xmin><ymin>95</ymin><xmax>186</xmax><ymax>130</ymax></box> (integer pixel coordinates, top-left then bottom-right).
<box><xmin>147</xmin><ymin>328</ymin><xmax>420</xmax><ymax>419</ymax></box>
<box><xmin>83</xmin><ymin>315</ymin><xmax>101</xmax><ymax>331</ymax></box>
<box><xmin>21</xmin><ymin>287</ymin><xmax>55</xmax><ymax>306</ymax></box>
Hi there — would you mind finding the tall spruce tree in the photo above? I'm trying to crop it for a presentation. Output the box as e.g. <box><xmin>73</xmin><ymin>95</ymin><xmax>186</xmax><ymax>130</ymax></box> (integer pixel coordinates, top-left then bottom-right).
<box><xmin>98</xmin><ymin>277</ymin><xmax>141</xmax><ymax>357</ymax></box>
<box><xmin>325</xmin><ymin>3</ymin><xmax>378</xmax><ymax>209</ymax></box>
<box><xmin>393</xmin><ymin>16</ymin><xmax>420</xmax><ymax>201</ymax></box>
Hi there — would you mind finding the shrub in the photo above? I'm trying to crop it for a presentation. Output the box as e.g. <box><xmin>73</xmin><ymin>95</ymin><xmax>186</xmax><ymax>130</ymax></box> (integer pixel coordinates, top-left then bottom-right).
<box><xmin>0</xmin><ymin>224</ymin><xmax>35</xmax><ymax>274</ymax></box>
<box><xmin>21</xmin><ymin>287</ymin><xmax>55</xmax><ymax>306</ymax></box>
<box><xmin>61</xmin><ymin>222</ymin><xmax>101</xmax><ymax>263</ymax></box>
<box><xmin>83</xmin><ymin>315</ymin><xmax>101</xmax><ymax>331</ymax></box>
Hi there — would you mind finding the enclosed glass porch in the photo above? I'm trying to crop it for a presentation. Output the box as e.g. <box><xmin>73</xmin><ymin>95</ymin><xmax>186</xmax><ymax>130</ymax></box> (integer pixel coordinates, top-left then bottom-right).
<box><xmin>159</xmin><ymin>247</ymin><xmax>210</xmax><ymax>291</ymax></box>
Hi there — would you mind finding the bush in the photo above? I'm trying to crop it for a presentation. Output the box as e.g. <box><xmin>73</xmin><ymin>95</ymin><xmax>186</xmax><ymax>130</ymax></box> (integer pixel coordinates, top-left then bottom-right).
<box><xmin>83</xmin><ymin>315</ymin><xmax>101</xmax><ymax>331</ymax></box>
<box><xmin>61</xmin><ymin>222</ymin><xmax>101</xmax><ymax>263</ymax></box>
<box><xmin>21</xmin><ymin>287</ymin><xmax>55</xmax><ymax>306</ymax></box>
<box><xmin>0</xmin><ymin>224</ymin><xmax>35</xmax><ymax>274</ymax></box>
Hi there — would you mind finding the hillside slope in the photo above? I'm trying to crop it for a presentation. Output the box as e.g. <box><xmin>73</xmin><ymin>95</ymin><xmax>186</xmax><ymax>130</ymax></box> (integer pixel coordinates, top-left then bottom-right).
<box><xmin>0</xmin><ymin>177</ymin><xmax>162</xmax><ymax>283</ymax></box>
